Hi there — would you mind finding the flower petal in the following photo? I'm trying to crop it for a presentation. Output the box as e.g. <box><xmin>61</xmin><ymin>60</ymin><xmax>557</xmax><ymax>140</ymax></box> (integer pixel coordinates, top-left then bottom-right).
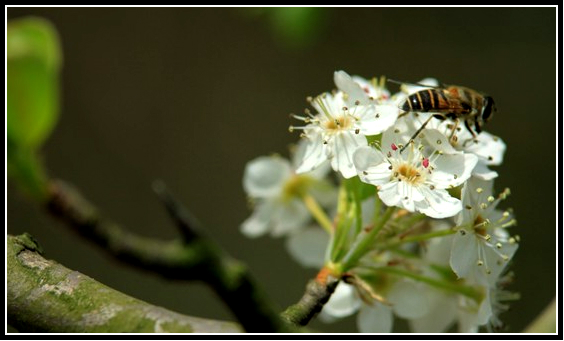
<box><xmin>357</xmin><ymin>303</ymin><xmax>394</xmax><ymax>333</ymax></box>
<box><xmin>388</xmin><ymin>280</ymin><xmax>430</xmax><ymax>319</ymax></box>
<box><xmin>270</xmin><ymin>199</ymin><xmax>310</xmax><ymax>237</ymax></box>
<box><xmin>417</xmin><ymin>187</ymin><xmax>462</xmax><ymax>219</ymax></box>
<box><xmin>450</xmin><ymin>229</ymin><xmax>480</xmax><ymax>279</ymax></box>
<box><xmin>334</xmin><ymin>70</ymin><xmax>370</xmax><ymax>105</ymax></box>
<box><xmin>240</xmin><ymin>201</ymin><xmax>274</xmax><ymax>238</ymax></box>
<box><xmin>243</xmin><ymin>156</ymin><xmax>292</xmax><ymax>198</ymax></box>
<box><xmin>329</xmin><ymin>132</ymin><xmax>367</xmax><ymax>178</ymax></box>
<box><xmin>285</xmin><ymin>227</ymin><xmax>329</xmax><ymax>268</ymax></box>
<box><xmin>295</xmin><ymin>129</ymin><xmax>328</xmax><ymax>174</ymax></box>
<box><xmin>429</xmin><ymin>153</ymin><xmax>478</xmax><ymax>188</ymax></box>
<box><xmin>409</xmin><ymin>289</ymin><xmax>457</xmax><ymax>333</ymax></box>
<box><xmin>321</xmin><ymin>282</ymin><xmax>362</xmax><ymax>319</ymax></box>
<box><xmin>464</xmin><ymin>131</ymin><xmax>506</xmax><ymax>166</ymax></box>
<box><xmin>356</xmin><ymin>104</ymin><xmax>399</xmax><ymax>136</ymax></box>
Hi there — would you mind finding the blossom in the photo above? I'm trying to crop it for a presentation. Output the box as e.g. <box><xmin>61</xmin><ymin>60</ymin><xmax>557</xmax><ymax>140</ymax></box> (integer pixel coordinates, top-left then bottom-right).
<box><xmin>449</xmin><ymin>177</ymin><xmax>518</xmax><ymax>286</ymax></box>
<box><xmin>353</xmin><ymin>126</ymin><xmax>478</xmax><ymax>219</ymax></box>
<box><xmin>292</xmin><ymin>72</ymin><xmax>399</xmax><ymax>178</ymax></box>
<box><xmin>241</xmin><ymin>143</ymin><xmax>335</xmax><ymax>238</ymax></box>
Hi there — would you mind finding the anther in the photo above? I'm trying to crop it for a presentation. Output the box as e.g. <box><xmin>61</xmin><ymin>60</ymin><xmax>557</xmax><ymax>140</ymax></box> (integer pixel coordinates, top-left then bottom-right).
<box><xmin>488</xmin><ymin>156</ymin><xmax>494</xmax><ymax>161</ymax></box>
<box><xmin>496</xmin><ymin>242</ymin><xmax>502</xmax><ymax>249</ymax></box>
<box><xmin>487</xmin><ymin>196</ymin><xmax>495</xmax><ymax>202</ymax></box>
<box><xmin>430</xmin><ymin>185</ymin><xmax>435</xmax><ymax>190</ymax></box>
<box><xmin>437</xmin><ymin>139</ymin><xmax>442</xmax><ymax>145</ymax></box>
<box><xmin>355</xmin><ymin>128</ymin><xmax>360</xmax><ymax>134</ymax></box>
<box><xmin>480</xmin><ymin>203</ymin><xmax>488</xmax><ymax>209</ymax></box>
<box><xmin>394</xmin><ymin>129</ymin><xmax>400</xmax><ymax>133</ymax></box>
<box><xmin>476</xmin><ymin>188</ymin><xmax>483</xmax><ymax>193</ymax></box>
<box><xmin>288</xmin><ymin>126</ymin><xmax>294</xmax><ymax>132</ymax></box>
<box><xmin>363</xmin><ymin>171</ymin><xmax>368</xmax><ymax>175</ymax></box>
<box><xmin>477</xmin><ymin>260</ymin><xmax>484</xmax><ymax>266</ymax></box>
<box><xmin>459</xmin><ymin>230</ymin><xmax>466</xmax><ymax>236</ymax></box>
<box><xmin>422</xmin><ymin>158</ymin><xmax>429</xmax><ymax>168</ymax></box>
<box><xmin>453</xmin><ymin>174</ymin><xmax>458</xmax><ymax>179</ymax></box>
<box><xmin>485</xmin><ymin>234</ymin><xmax>492</xmax><ymax>242</ymax></box>
<box><xmin>465</xmin><ymin>205</ymin><xmax>472</xmax><ymax>210</ymax></box>
<box><xmin>391</xmin><ymin>143</ymin><xmax>398</xmax><ymax>151</ymax></box>
<box><xmin>388</xmin><ymin>165</ymin><xmax>393</xmax><ymax>170</ymax></box>
<box><xmin>375</xmin><ymin>113</ymin><xmax>380</xmax><ymax>118</ymax></box>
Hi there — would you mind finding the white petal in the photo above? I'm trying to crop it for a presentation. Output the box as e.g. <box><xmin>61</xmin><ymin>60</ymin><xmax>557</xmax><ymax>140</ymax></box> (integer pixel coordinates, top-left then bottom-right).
<box><xmin>353</xmin><ymin>146</ymin><xmax>384</xmax><ymax>173</ymax></box>
<box><xmin>409</xmin><ymin>289</ymin><xmax>457</xmax><ymax>333</ymax></box>
<box><xmin>285</xmin><ymin>227</ymin><xmax>329</xmax><ymax>268</ymax></box>
<box><xmin>429</xmin><ymin>153</ymin><xmax>478</xmax><ymax>189</ymax></box>
<box><xmin>481</xmin><ymin>239</ymin><xmax>518</xmax><ymax>286</ymax></box>
<box><xmin>330</xmin><ymin>132</ymin><xmax>367</xmax><ymax>178</ymax></box>
<box><xmin>295</xmin><ymin>130</ymin><xmax>328</xmax><ymax>174</ymax></box>
<box><xmin>357</xmin><ymin>303</ymin><xmax>394</xmax><ymax>333</ymax></box>
<box><xmin>471</xmin><ymin>161</ymin><xmax>498</xmax><ymax>180</ymax></box>
<box><xmin>377</xmin><ymin>181</ymin><xmax>402</xmax><ymax>208</ymax></box>
<box><xmin>423</xmin><ymin>129</ymin><xmax>459</xmax><ymax>154</ymax></box>
<box><xmin>417</xmin><ymin>187</ymin><xmax>462</xmax><ymax>219</ymax></box>
<box><xmin>322</xmin><ymin>282</ymin><xmax>362</xmax><ymax>318</ymax></box>
<box><xmin>270</xmin><ymin>199</ymin><xmax>310</xmax><ymax>237</ymax></box>
<box><xmin>464</xmin><ymin>131</ymin><xmax>506</xmax><ymax>166</ymax></box>
<box><xmin>334</xmin><ymin>70</ymin><xmax>369</xmax><ymax>105</ymax></box>
<box><xmin>240</xmin><ymin>201</ymin><xmax>274</xmax><ymax>238</ymax></box>
<box><xmin>450</xmin><ymin>229</ymin><xmax>479</xmax><ymax>279</ymax></box>
<box><xmin>243</xmin><ymin>156</ymin><xmax>291</xmax><ymax>198</ymax></box>
<box><xmin>357</xmin><ymin>104</ymin><xmax>399</xmax><ymax>135</ymax></box>
<box><xmin>388</xmin><ymin>280</ymin><xmax>430</xmax><ymax>319</ymax></box>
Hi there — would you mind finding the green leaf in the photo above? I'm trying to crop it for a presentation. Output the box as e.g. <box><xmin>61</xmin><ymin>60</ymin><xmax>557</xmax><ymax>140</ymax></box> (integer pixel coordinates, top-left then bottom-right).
<box><xmin>7</xmin><ymin>17</ymin><xmax>62</xmax><ymax>149</ymax></box>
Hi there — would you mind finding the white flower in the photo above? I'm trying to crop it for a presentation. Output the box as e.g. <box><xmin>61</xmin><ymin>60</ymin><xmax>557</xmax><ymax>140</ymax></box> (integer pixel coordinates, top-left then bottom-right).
<box><xmin>321</xmin><ymin>279</ymin><xmax>431</xmax><ymax>333</ymax></box>
<box><xmin>292</xmin><ymin>76</ymin><xmax>399</xmax><ymax>178</ymax></box>
<box><xmin>353</xmin><ymin>127</ymin><xmax>478</xmax><ymax>219</ymax></box>
<box><xmin>241</xmin><ymin>144</ymin><xmax>335</xmax><ymax>238</ymax></box>
<box><xmin>449</xmin><ymin>177</ymin><xmax>518</xmax><ymax>286</ymax></box>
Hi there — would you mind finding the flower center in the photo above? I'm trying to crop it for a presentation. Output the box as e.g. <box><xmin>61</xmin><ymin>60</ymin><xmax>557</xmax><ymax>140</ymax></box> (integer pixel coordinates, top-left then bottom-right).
<box><xmin>393</xmin><ymin>163</ymin><xmax>425</xmax><ymax>185</ymax></box>
<box><xmin>473</xmin><ymin>215</ymin><xmax>487</xmax><ymax>235</ymax></box>
<box><xmin>323</xmin><ymin>115</ymin><xmax>353</xmax><ymax>132</ymax></box>
<box><xmin>282</xmin><ymin>174</ymin><xmax>312</xmax><ymax>202</ymax></box>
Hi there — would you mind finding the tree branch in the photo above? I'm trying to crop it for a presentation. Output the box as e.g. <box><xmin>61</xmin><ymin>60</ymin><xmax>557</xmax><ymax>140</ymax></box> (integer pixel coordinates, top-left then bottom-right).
<box><xmin>7</xmin><ymin>233</ymin><xmax>243</xmax><ymax>333</ymax></box>
<box><xmin>280</xmin><ymin>268</ymin><xmax>340</xmax><ymax>326</ymax></box>
<box><xmin>45</xmin><ymin>179</ymin><xmax>293</xmax><ymax>332</ymax></box>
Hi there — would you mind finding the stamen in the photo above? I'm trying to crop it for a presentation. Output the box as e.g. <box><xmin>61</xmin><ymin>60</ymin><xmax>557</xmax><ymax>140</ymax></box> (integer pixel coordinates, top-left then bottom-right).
<box><xmin>391</xmin><ymin>143</ymin><xmax>398</xmax><ymax>151</ymax></box>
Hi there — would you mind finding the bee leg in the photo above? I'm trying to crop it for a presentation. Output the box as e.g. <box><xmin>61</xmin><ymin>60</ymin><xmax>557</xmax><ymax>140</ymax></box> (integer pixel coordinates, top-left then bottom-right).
<box><xmin>462</xmin><ymin>119</ymin><xmax>478</xmax><ymax>147</ymax></box>
<box><xmin>399</xmin><ymin>115</ymin><xmax>435</xmax><ymax>153</ymax></box>
<box><xmin>398</xmin><ymin>111</ymin><xmax>410</xmax><ymax>118</ymax></box>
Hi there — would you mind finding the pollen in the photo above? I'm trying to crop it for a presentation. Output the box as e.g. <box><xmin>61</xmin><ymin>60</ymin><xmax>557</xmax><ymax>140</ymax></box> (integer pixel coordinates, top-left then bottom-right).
<box><xmin>392</xmin><ymin>163</ymin><xmax>425</xmax><ymax>186</ymax></box>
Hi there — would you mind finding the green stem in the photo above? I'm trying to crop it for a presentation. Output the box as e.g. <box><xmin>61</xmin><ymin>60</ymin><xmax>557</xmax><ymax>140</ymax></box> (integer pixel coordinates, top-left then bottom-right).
<box><xmin>371</xmin><ymin>266</ymin><xmax>483</xmax><ymax>302</ymax></box>
<box><xmin>340</xmin><ymin>206</ymin><xmax>396</xmax><ymax>271</ymax></box>
<box><xmin>382</xmin><ymin>227</ymin><xmax>457</xmax><ymax>249</ymax></box>
<box><xmin>302</xmin><ymin>193</ymin><xmax>333</xmax><ymax>234</ymax></box>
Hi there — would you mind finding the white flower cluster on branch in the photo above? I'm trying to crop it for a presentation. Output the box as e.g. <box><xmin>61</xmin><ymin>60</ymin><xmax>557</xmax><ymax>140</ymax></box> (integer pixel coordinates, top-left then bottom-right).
<box><xmin>242</xmin><ymin>71</ymin><xmax>518</xmax><ymax>333</ymax></box>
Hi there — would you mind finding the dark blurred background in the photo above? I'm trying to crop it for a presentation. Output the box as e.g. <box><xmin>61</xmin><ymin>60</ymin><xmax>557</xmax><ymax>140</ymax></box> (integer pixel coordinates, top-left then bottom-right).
<box><xmin>7</xmin><ymin>7</ymin><xmax>556</xmax><ymax>333</ymax></box>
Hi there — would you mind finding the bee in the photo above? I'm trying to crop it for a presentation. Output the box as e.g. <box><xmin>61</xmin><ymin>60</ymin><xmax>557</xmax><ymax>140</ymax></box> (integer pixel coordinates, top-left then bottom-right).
<box><xmin>396</xmin><ymin>82</ymin><xmax>496</xmax><ymax>152</ymax></box>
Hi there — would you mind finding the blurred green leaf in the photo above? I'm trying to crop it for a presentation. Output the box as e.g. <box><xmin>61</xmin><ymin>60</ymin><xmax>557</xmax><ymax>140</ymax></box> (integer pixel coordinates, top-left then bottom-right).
<box><xmin>7</xmin><ymin>16</ymin><xmax>62</xmax><ymax>149</ymax></box>
<box><xmin>242</xmin><ymin>8</ymin><xmax>327</xmax><ymax>48</ymax></box>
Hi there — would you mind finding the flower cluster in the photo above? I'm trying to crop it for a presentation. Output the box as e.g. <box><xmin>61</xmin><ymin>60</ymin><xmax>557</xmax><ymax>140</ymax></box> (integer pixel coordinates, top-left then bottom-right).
<box><xmin>241</xmin><ymin>71</ymin><xmax>518</xmax><ymax>333</ymax></box>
